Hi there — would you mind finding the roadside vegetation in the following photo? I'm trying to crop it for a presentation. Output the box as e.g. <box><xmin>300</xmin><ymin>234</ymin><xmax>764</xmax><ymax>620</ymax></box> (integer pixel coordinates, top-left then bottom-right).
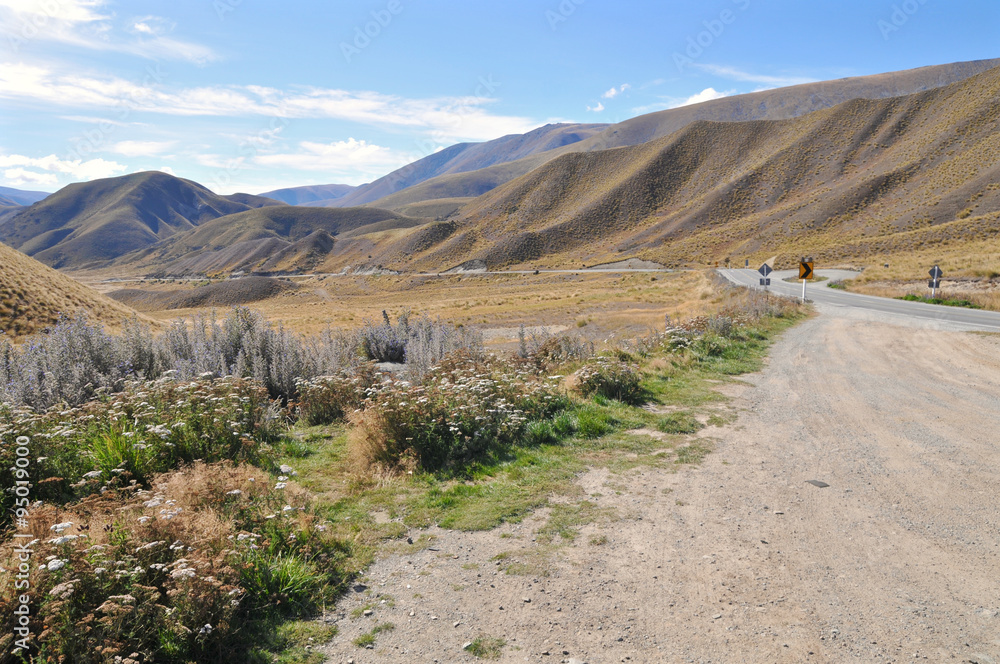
<box><xmin>896</xmin><ymin>294</ymin><xmax>982</xmax><ymax>309</ymax></box>
<box><xmin>827</xmin><ymin>277</ymin><xmax>995</xmax><ymax>310</ymax></box>
<box><xmin>0</xmin><ymin>280</ymin><xmax>803</xmax><ymax>662</ymax></box>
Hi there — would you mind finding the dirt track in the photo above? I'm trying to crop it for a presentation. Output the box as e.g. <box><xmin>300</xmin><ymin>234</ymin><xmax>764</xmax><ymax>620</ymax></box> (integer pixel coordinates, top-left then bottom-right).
<box><xmin>320</xmin><ymin>307</ymin><xmax>1000</xmax><ymax>663</ymax></box>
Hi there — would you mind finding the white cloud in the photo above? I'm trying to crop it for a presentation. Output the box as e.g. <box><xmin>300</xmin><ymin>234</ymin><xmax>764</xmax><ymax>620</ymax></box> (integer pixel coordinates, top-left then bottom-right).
<box><xmin>677</xmin><ymin>87</ymin><xmax>731</xmax><ymax>107</ymax></box>
<box><xmin>0</xmin><ymin>63</ymin><xmax>540</xmax><ymax>142</ymax></box>
<box><xmin>129</xmin><ymin>16</ymin><xmax>174</xmax><ymax>37</ymax></box>
<box><xmin>157</xmin><ymin>166</ymin><xmax>176</xmax><ymax>176</ymax></box>
<box><xmin>112</xmin><ymin>140</ymin><xmax>176</xmax><ymax>157</ymax></box>
<box><xmin>695</xmin><ymin>64</ymin><xmax>817</xmax><ymax>88</ymax></box>
<box><xmin>586</xmin><ymin>102</ymin><xmax>605</xmax><ymax>113</ymax></box>
<box><xmin>0</xmin><ymin>152</ymin><xmax>125</xmax><ymax>187</ymax></box>
<box><xmin>631</xmin><ymin>88</ymin><xmax>735</xmax><ymax>115</ymax></box>
<box><xmin>0</xmin><ymin>2</ymin><xmax>217</xmax><ymax>64</ymax></box>
<box><xmin>3</xmin><ymin>167</ymin><xmax>58</xmax><ymax>187</ymax></box>
<box><xmin>602</xmin><ymin>84</ymin><xmax>631</xmax><ymax>99</ymax></box>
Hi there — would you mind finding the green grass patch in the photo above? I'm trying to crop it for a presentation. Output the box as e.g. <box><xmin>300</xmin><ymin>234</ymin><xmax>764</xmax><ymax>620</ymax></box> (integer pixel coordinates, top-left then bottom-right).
<box><xmin>897</xmin><ymin>294</ymin><xmax>982</xmax><ymax>309</ymax></box>
<box><xmin>536</xmin><ymin>500</ymin><xmax>616</xmax><ymax>544</ymax></box>
<box><xmin>466</xmin><ymin>634</ymin><xmax>507</xmax><ymax>659</ymax></box>
<box><xmin>676</xmin><ymin>440</ymin><xmax>713</xmax><ymax>465</ymax></box>
<box><xmin>656</xmin><ymin>411</ymin><xmax>704</xmax><ymax>434</ymax></box>
<box><xmin>353</xmin><ymin>622</ymin><xmax>395</xmax><ymax>648</ymax></box>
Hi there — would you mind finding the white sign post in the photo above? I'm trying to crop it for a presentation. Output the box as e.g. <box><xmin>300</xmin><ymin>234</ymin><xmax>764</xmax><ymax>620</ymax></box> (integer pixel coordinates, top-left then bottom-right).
<box><xmin>929</xmin><ymin>265</ymin><xmax>943</xmax><ymax>298</ymax></box>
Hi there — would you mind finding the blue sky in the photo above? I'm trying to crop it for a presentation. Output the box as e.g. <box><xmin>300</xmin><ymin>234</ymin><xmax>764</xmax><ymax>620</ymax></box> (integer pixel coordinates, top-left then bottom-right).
<box><xmin>1</xmin><ymin>0</ymin><xmax>997</xmax><ymax>195</ymax></box>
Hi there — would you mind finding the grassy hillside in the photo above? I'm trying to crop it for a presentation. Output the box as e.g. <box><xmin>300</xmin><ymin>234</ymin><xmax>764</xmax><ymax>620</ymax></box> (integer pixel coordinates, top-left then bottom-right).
<box><xmin>0</xmin><ymin>241</ymin><xmax>147</xmax><ymax>338</ymax></box>
<box><xmin>222</xmin><ymin>192</ymin><xmax>286</xmax><ymax>208</ymax></box>
<box><xmin>0</xmin><ymin>206</ymin><xmax>23</xmax><ymax>224</ymax></box>
<box><xmin>328</xmin><ymin>123</ymin><xmax>608</xmax><ymax>208</ymax></box>
<box><xmin>119</xmin><ymin>205</ymin><xmax>426</xmax><ymax>276</ymax></box>
<box><xmin>364</xmin><ymin>58</ymin><xmax>1000</xmax><ymax>213</ymax></box>
<box><xmin>0</xmin><ymin>171</ymin><xmax>266</xmax><ymax>268</ymax></box>
<box><xmin>362</xmin><ymin>65</ymin><xmax>1000</xmax><ymax>273</ymax></box>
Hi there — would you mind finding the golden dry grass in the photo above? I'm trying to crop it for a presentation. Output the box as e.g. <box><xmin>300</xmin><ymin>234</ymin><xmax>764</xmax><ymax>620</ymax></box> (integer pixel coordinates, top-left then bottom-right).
<box><xmin>0</xmin><ymin>242</ymin><xmax>152</xmax><ymax>340</ymax></box>
<box><xmin>119</xmin><ymin>270</ymin><xmax>717</xmax><ymax>340</ymax></box>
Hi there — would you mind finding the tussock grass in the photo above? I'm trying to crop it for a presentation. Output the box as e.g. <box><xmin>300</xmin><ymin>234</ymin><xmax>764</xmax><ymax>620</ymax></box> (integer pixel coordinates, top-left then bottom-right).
<box><xmin>0</xmin><ymin>242</ymin><xmax>146</xmax><ymax>340</ymax></box>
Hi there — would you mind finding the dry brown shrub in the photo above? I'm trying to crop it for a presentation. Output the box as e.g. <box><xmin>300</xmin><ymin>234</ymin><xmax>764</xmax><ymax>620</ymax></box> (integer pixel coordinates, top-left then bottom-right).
<box><xmin>346</xmin><ymin>409</ymin><xmax>418</xmax><ymax>480</ymax></box>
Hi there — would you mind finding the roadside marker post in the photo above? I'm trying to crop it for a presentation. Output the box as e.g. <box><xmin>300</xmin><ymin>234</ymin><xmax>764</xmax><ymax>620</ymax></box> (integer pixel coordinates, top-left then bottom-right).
<box><xmin>799</xmin><ymin>257</ymin><xmax>814</xmax><ymax>302</ymax></box>
<box><xmin>929</xmin><ymin>265</ymin><xmax>943</xmax><ymax>298</ymax></box>
<box><xmin>757</xmin><ymin>263</ymin><xmax>772</xmax><ymax>290</ymax></box>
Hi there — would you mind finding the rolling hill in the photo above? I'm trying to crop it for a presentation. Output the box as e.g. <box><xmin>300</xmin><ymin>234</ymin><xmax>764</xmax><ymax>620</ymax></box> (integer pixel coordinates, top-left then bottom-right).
<box><xmin>108</xmin><ymin>276</ymin><xmax>299</xmax><ymax>311</ymax></box>
<box><xmin>0</xmin><ymin>241</ymin><xmax>147</xmax><ymax>339</ymax></box>
<box><xmin>117</xmin><ymin>205</ymin><xmax>425</xmax><ymax>276</ymax></box>
<box><xmin>0</xmin><ymin>171</ymin><xmax>285</xmax><ymax>268</ymax></box>
<box><xmin>359</xmin><ymin>63</ymin><xmax>1000</xmax><ymax>272</ymax></box>
<box><xmin>360</xmin><ymin>58</ymin><xmax>1000</xmax><ymax>213</ymax></box>
<box><xmin>0</xmin><ymin>186</ymin><xmax>50</xmax><ymax>206</ymax></box>
<box><xmin>258</xmin><ymin>183</ymin><xmax>356</xmax><ymax>205</ymax></box>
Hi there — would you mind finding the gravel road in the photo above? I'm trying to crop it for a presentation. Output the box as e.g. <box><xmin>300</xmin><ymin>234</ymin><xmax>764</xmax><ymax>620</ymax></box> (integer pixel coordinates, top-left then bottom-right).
<box><xmin>319</xmin><ymin>306</ymin><xmax>1000</xmax><ymax>664</ymax></box>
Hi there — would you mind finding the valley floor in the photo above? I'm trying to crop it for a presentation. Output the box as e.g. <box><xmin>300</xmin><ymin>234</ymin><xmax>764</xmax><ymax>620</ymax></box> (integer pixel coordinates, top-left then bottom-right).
<box><xmin>318</xmin><ymin>305</ymin><xmax>1000</xmax><ymax>663</ymax></box>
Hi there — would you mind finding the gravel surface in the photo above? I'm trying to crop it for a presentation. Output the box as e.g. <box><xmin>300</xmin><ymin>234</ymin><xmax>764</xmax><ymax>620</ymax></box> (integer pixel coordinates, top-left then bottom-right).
<box><xmin>318</xmin><ymin>307</ymin><xmax>1000</xmax><ymax>663</ymax></box>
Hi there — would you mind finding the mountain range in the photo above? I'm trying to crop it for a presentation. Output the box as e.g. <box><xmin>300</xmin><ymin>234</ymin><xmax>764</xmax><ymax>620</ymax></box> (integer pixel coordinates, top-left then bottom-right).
<box><xmin>0</xmin><ymin>172</ymin><xmax>282</xmax><ymax>268</ymax></box>
<box><xmin>1</xmin><ymin>58</ymin><xmax>998</xmax><ymax>278</ymax></box>
<box><xmin>302</xmin><ymin>57</ymin><xmax>1000</xmax><ymax>216</ymax></box>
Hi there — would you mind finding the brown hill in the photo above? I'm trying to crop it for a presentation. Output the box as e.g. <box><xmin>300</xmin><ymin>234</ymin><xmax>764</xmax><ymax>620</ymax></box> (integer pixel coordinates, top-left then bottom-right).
<box><xmin>0</xmin><ymin>241</ymin><xmax>147</xmax><ymax>339</ymax></box>
<box><xmin>364</xmin><ymin>58</ymin><xmax>1000</xmax><ymax>213</ymax></box>
<box><xmin>362</xmin><ymin>64</ymin><xmax>1000</xmax><ymax>272</ymax></box>
<box><xmin>117</xmin><ymin>205</ymin><xmax>425</xmax><ymax>277</ymax></box>
<box><xmin>0</xmin><ymin>171</ymin><xmax>283</xmax><ymax>269</ymax></box>
<box><xmin>327</xmin><ymin>123</ymin><xmax>609</xmax><ymax>208</ymax></box>
<box><xmin>108</xmin><ymin>276</ymin><xmax>299</xmax><ymax>311</ymax></box>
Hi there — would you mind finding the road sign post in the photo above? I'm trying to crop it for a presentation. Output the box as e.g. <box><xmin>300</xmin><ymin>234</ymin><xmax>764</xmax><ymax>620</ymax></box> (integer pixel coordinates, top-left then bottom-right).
<box><xmin>799</xmin><ymin>258</ymin><xmax>814</xmax><ymax>302</ymax></box>
<box><xmin>757</xmin><ymin>263</ymin><xmax>772</xmax><ymax>290</ymax></box>
<box><xmin>929</xmin><ymin>265</ymin><xmax>943</xmax><ymax>298</ymax></box>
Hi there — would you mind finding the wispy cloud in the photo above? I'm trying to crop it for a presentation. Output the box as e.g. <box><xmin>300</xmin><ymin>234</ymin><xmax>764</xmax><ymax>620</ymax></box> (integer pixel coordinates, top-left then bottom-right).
<box><xmin>0</xmin><ymin>1</ymin><xmax>217</xmax><ymax>64</ymax></box>
<box><xmin>695</xmin><ymin>64</ymin><xmax>817</xmax><ymax>88</ymax></box>
<box><xmin>0</xmin><ymin>0</ymin><xmax>109</xmax><ymax>24</ymax></box>
<box><xmin>0</xmin><ymin>152</ymin><xmax>125</xmax><ymax>186</ymax></box>
<box><xmin>586</xmin><ymin>102</ymin><xmax>605</xmax><ymax>113</ymax></box>
<box><xmin>0</xmin><ymin>63</ymin><xmax>539</xmax><ymax>143</ymax></box>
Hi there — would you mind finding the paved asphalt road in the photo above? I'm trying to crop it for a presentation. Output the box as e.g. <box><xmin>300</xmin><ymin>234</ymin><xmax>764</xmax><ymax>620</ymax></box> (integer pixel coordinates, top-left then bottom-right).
<box><xmin>719</xmin><ymin>268</ymin><xmax>1000</xmax><ymax>332</ymax></box>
